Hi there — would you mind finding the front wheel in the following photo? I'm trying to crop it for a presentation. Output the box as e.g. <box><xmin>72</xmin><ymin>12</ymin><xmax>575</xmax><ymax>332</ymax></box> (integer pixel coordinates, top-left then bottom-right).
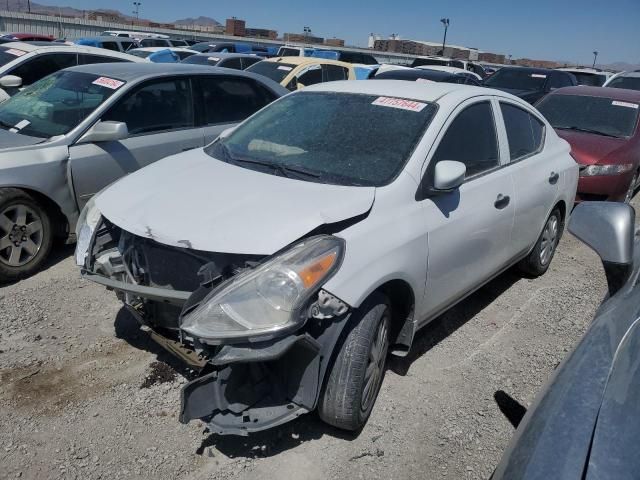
<box><xmin>518</xmin><ymin>208</ymin><xmax>561</xmax><ymax>277</ymax></box>
<box><xmin>0</xmin><ymin>188</ymin><xmax>53</xmax><ymax>282</ymax></box>
<box><xmin>318</xmin><ymin>292</ymin><xmax>390</xmax><ymax>431</ymax></box>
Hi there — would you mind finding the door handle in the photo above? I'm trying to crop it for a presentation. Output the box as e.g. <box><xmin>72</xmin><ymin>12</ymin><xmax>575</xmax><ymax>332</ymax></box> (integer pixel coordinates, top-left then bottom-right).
<box><xmin>494</xmin><ymin>194</ymin><xmax>510</xmax><ymax>210</ymax></box>
<box><xmin>549</xmin><ymin>172</ymin><xmax>559</xmax><ymax>184</ymax></box>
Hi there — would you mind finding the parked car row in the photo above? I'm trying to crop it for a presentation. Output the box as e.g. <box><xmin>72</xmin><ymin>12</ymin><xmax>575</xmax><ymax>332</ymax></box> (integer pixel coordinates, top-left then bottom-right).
<box><xmin>0</xmin><ymin>40</ymin><xmax>637</xmax><ymax>472</ymax></box>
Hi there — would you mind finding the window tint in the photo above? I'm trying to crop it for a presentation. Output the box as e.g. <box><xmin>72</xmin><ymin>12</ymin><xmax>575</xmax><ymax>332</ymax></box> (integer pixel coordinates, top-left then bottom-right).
<box><xmin>175</xmin><ymin>51</ymin><xmax>195</xmax><ymax>60</ymax></box>
<box><xmin>102</xmin><ymin>42</ymin><xmax>119</xmax><ymax>51</ymax></box>
<box><xmin>220</xmin><ymin>57</ymin><xmax>242</xmax><ymax>70</ymax></box>
<box><xmin>141</xmin><ymin>39</ymin><xmax>167</xmax><ymax>48</ymax></box>
<box><xmin>324</xmin><ymin>64</ymin><xmax>348</xmax><ymax>81</ymax></box>
<box><xmin>432</xmin><ymin>102</ymin><xmax>499</xmax><ymax>176</ymax></box>
<box><xmin>102</xmin><ymin>78</ymin><xmax>193</xmax><ymax>135</ymax></box>
<box><xmin>297</xmin><ymin>66</ymin><xmax>323</xmax><ymax>87</ymax></box>
<box><xmin>121</xmin><ymin>41</ymin><xmax>135</xmax><ymax>52</ymax></box>
<box><xmin>10</xmin><ymin>53</ymin><xmax>77</xmax><ymax>86</ymax></box>
<box><xmin>199</xmin><ymin>76</ymin><xmax>275</xmax><ymax>125</ymax></box>
<box><xmin>607</xmin><ymin>76</ymin><xmax>640</xmax><ymax>91</ymax></box>
<box><xmin>500</xmin><ymin>103</ymin><xmax>544</xmax><ymax>160</ymax></box>
<box><xmin>78</xmin><ymin>54</ymin><xmax>128</xmax><ymax>65</ymax></box>
<box><xmin>551</xmin><ymin>73</ymin><xmax>573</xmax><ymax>88</ymax></box>
<box><xmin>452</xmin><ymin>60</ymin><xmax>465</xmax><ymax>69</ymax></box>
<box><xmin>241</xmin><ymin>57</ymin><xmax>261</xmax><ymax>69</ymax></box>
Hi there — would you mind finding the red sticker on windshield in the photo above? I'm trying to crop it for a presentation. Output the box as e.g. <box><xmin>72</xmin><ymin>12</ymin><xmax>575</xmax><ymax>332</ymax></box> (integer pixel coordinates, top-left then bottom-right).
<box><xmin>92</xmin><ymin>76</ymin><xmax>124</xmax><ymax>90</ymax></box>
<box><xmin>372</xmin><ymin>96</ymin><xmax>427</xmax><ymax>112</ymax></box>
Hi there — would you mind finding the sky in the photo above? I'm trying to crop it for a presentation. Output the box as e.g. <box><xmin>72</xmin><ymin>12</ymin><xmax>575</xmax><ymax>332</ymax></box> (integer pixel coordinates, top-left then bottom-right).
<box><xmin>37</xmin><ymin>0</ymin><xmax>640</xmax><ymax>65</ymax></box>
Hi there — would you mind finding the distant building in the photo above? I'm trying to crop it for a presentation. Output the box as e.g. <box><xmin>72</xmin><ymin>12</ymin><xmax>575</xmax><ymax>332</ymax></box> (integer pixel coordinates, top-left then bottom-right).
<box><xmin>245</xmin><ymin>27</ymin><xmax>278</xmax><ymax>40</ymax></box>
<box><xmin>478</xmin><ymin>52</ymin><xmax>506</xmax><ymax>64</ymax></box>
<box><xmin>325</xmin><ymin>38</ymin><xmax>345</xmax><ymax>47</ymax></box>
<box><xmin>284</xmin><ymin>33</ymin><xmax>324</xmax><ymax>44</ymax></box>
<box><xmin>225</xmin><ymin>17</ymin><xmax>246</xmax><ymax>36</ymax></box>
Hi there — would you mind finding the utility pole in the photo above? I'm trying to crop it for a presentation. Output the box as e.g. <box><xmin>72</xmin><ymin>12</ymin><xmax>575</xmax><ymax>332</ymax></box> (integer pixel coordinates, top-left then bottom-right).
<box><xmin>440</xmin><ymin>18</ymin><xmax>450</xmax><ymax>56</ymax></box>
<box><xmin>27</xmin><ymin>0</ymin><xmax>31</xmax><ymax>13</ymax></box>
<box><xmin>132</xmin><ymin>2</ymin><xmax>141</xmax><ymax>25</ymax></box>
<box><xmin>303</xmin><ymin>26</ymin><xmax>311</xmax><ymax>44</ymax></box>
<box><xmin>592</xmin><ymin>50</ymin><xmax>598</xmax><ymax>69</ymax></box>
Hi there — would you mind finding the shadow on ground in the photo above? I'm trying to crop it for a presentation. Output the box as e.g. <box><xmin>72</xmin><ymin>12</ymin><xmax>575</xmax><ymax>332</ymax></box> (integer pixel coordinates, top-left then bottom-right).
<box><xmin>0</xmin><ymin>243</ymin><xmax>75</xmax><ymax>288</ymax></box>
<box><xmin>388</xmin><ymin>269</ymin><xmax>522</xmax><ymax>376</ymax></box>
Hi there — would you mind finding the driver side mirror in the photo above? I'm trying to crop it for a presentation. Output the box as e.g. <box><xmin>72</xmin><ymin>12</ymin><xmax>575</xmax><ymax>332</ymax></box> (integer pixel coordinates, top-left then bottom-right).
<box><xmin>569</xmin><ymin>202</ymin><xmax>635</xmax><ymax>295</ymax></box>
<box><xmin>0</xmin><ymin>75</ymin><xmax>22</xmax><ymax>88</ymax></box>
<box><xmin>77</xmin><ymin>121</ymin><xmax>128</xmax><ymax>144</ymax></box>
<box><xmin>433</xmin><ymin>160</ymin><xmax>466</xmax><ymax>192</ymax></box>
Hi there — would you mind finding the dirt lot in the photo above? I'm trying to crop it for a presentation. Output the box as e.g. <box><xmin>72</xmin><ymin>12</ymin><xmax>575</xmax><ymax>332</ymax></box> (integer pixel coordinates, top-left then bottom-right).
<box><xmin>1</xmin><ymin>199</ymin><xmax>627</xmax><ymax>480</ymax></box>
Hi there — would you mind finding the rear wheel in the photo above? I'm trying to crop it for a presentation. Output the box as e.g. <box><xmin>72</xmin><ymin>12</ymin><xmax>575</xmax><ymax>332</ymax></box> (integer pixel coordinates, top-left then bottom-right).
<box><xmin>518</xmin><ymin>208</ymin><xmax>561</xmax><ymax>277</ymax></box>
<box><xmin>0</xmin><ymin>188</ymin><xmax>53</xmax><ymax>282</ymax></box>
<box><xmin>318</xmin><ymin>292</ymin><xmax>390</xmax><ymax>431</ymax></box>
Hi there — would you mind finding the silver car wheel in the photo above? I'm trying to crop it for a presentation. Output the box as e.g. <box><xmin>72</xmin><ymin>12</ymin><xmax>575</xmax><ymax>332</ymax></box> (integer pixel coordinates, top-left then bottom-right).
<box><xmin>361</xmin><ymin>314</ymin><xmax>389</xmax><ymax>412</ymax></box>
<box><xmin>539</xmin><ymin>215</ymin><xmax>559</xmax><ymax>267</ymax></box>
<box><xmin>0</xmin><ymin>204</ymin><xmax>44</xmax><ymax>267</ymax></box>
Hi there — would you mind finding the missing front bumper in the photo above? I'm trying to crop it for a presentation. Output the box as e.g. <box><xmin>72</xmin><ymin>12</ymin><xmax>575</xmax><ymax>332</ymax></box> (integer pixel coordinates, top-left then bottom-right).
<box><xmin>180</xmin><ymin>334</ymin><xmax>321</xmax><ymax>436</ymax></box>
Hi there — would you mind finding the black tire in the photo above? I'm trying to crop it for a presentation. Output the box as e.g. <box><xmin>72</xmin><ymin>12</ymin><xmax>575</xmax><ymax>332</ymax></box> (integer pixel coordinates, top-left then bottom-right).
<box><xmin>318</xmin><ymin>291</ymin><xmax>391</xmax><ymax>431</ymax></box>
<box><xmin>0</xmin><ymin>188</ymin><xmax>53</xmax><ymax>282</ymax></box>
<box><xmin>518</xmin><ymin>208</ymin><xmax>561</xmax><ymax>277</ymax></box>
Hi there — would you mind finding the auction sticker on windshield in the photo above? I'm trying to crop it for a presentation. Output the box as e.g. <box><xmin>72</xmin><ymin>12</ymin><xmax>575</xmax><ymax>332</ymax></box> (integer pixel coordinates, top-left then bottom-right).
<box><xmin>277</xmin><ymin>66</ymin><xmax>293</xmax><ymax>71</ymax></box>
<box><xmin>372</xmin><ymin>96</ymin><xmax>428</xmax><ymax>112</ymax></box>
<box><xmin>92</xmin><ymin>77</ymin><xmax>125</xmax><ymax>90</ymax></box>
<box><xmin>612</xmin><ymin>100</ymin><xmax>639</xmax><ymax>109</ymax></box>
<box><xmin>531</xmin><ymin>74</ymin><xmax>547</xmax><ymax>78</ymax></box>
<box><xmin>5</xmin><ymin>48</ymin><xmax>26</xmax><ymax>57</ymax></box>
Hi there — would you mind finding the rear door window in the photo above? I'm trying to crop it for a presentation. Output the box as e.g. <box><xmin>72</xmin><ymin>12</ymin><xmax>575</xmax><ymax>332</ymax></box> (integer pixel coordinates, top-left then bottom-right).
<box><xmin>198</xmin><ymin>76</ymin><xmax>276</xmax><ymax>125</ymax></box>
<box><xmin>10</xmin><ymin>53</ymin><xmax>78</xmax><ymax>86</ymax></box>
<box><xmin>500</xmin><ymin>103</ymin><xmax>545</xmax><ymax>161</ymax></box>
<box><xmin>102</xmin><ymin>42</ymin><xmax>120</xmax><ymax>51</ymax></box>
<box><xmin>297</xmin><ymin>66</ymin><xmax>323</xmax><ymax>87</ymax></box>
<box><xmin>323</xmin><ymin>64</ymin><xmax>348</xmax><ymax>81</ymax></box>
<box><xmin>432</xmin><ymin>101</ymin><xmax>499</xmax><ymax>177</ymax></box>
<box><xmin>219</xmin><ymin>57</ymin><xmax>242</xmax><ymax>70</ymax></box>
<box><xmin>102</xmin><ymin>77</ymin><xmax>194</xmax><ymax>135</ymax></box>
<box><xmin>240</xmin><ymin>57</ymin><xmax>261</xmax><ymax>69</ymax></box>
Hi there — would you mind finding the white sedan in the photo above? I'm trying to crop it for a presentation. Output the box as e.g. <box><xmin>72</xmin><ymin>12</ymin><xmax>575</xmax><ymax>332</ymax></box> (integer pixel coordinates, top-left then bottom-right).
<box><xmin>77</xmin><ymin>80</ymin><xmax>578</xmax><ymax>435</ymax></box>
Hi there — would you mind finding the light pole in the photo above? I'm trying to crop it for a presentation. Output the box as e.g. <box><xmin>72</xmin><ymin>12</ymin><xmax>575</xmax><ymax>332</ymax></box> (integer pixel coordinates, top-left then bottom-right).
<box><xmin>132</xmin><ymin>2</ymin><xmax>141</xmax><ymax>24</ymax></box>
<box><xmin>508</xmin><ymin>54</ymin><xmax>512</xmax><ymax>65</ymax></box>
<box><xmin>440</xmin><ymin>18</ymin><xmax>450</xmax><ymax>56</ymax></box>
<box><xmin>592</xmin><ymin>50</ymin><xmax>598</xmax><ymax>69</ymax></box>
<box><xmin>303</xmin><ymin>26</ymin><xmax>311</xmax><ymax>44</ymax></box>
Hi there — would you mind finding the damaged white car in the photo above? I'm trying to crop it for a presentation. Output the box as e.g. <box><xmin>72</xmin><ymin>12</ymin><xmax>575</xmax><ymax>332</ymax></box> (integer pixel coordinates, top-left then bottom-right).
<box><xmin>77</xmin><ymin>80</ymin><xmax>577</xmax><ymax>435</ymax></box>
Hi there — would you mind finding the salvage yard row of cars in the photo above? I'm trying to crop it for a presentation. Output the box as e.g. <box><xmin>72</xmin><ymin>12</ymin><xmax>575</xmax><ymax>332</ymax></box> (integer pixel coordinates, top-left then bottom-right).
<box><xmin>0</xmin><ymin>31</ymin><xmax>639</xmax><ymax>476</ymax></box>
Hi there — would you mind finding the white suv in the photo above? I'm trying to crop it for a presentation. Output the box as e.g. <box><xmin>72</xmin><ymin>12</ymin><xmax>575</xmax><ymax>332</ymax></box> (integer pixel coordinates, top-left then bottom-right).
<box><xmin>77</xmin><ymin>80</ymin><xmax>578</xmax><ymax>435</ymax></box>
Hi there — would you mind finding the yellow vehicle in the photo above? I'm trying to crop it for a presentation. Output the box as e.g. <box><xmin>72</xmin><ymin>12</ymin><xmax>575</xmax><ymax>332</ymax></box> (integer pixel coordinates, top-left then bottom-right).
<box><xmin>246</xmin><ymin>57</ymin><xmax>356</xmax><ymax>91</ymax></box>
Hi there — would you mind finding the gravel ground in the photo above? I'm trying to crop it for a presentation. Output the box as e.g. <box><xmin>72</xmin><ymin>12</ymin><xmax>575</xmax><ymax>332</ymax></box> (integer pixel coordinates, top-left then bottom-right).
<box><xmin>1</xmin><ymin>199</ymin><xmax>631</xmax><ymax>480</ymax></box>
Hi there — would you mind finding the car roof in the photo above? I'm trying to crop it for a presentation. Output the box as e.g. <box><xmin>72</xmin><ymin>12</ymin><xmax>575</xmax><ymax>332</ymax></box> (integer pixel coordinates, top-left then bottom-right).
<box><xmin>499</xmin><ymin>65</ymin><xmax>564</xmax><ymax>74</ymax></box>
<box><xmin>375</xmin><ymin>68</ymin><xmax>455</xmax><ymax>82</ymax></box>
<box><xmin>66</xmin><ymin>62</ymin><xmax>281</xmax><ymax>83</ymax></box>
<box><xmin>78</xmin><ymin>36</ymin><xmax>136</xmax><ymax>42</ymax></box>
<box><xmin>551</xmin><ymin>85</ymin><xmax>640</xmax><ymax>102</ymax></box>
<box><xmin>0</xmin><ymin>41</ymin><xmax>139</xmax><ymax>58</ymax></box>
<box><xmin>189</xmin><ymin>52</ymin><xmax>259</xmax><ymax>59</ymax></box>
<box><xmin>263</xmin><ymin>56</ymin><xmax>353</xmax><ymax>68</ymax></box>
<box><xmin>131</xmin><ymin>47</ymin><xmax>197</xmax><ymax>53</ymax></box>
<box><xmin>557</xmin><ymin>67</ymin><xmax>610</xmax><ymax>75</ymax></box>
<box><xmin>305</xmin><ymin>79</ymin><xmax>498</xmax><ymax>103</ymax></box>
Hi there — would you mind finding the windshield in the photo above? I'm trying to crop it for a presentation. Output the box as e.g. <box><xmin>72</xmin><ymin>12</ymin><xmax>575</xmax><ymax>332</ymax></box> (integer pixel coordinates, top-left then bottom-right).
<box><xmin>571</xmin><ymin>72</ymin><xmax>607</xmax><ymax>87</ymax></box>
<box><xmin>484</xmin><ymin>69</ymin><xmax>547</xmax><ymax>90</ymax></box>
<box><xmin>246</xmin><ymin>61</ymin><xmax>295</xmax><ymax>83</ymax></box>
<box><xmin>278</xmin><ymin>48</ymin><xmax>301</xmax><ymax>57</ymax></box>
<box><xmin>205</xmin><ymin>92</ymin><xmax>437</xmax><ymax>187</ymax></box>
<box><xmin>607</xmin><ymin>76</ymin><xmax>640</xmax><ymax>91</ymax></box>
<box><xmin>129</xmin><ymin>50</ymin><xmax>152</xmax><ymax>58</ymax></box>
<box><xmin>181</xmin><ymin>54</ymin><xmax>220</xmax><ymax>65</ymax></box>
<box><xmin>0</xmin><ymin>71</ymin><xmax>124</xmax><ymax>138</ymax></box>
<box><xmin>0</xmin><ymin>45</ymin><xmax>28</xmax><ymax>68</ymax></box>
<box><xmin>537</xmin><ymin>94</ymin><xmax>639</xmax><ymax>138</ymax></box>
<box><xmin>411</xmin><ymin>58</ymin><xmax>448</xmax><ymax>68</ymax></box>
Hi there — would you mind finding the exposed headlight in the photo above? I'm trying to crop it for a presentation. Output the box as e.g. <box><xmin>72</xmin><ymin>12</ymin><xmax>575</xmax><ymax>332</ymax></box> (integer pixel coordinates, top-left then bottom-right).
<box><xmin>74</xmin><ymin>197</ymin><xmax>101</xmax><ymax>267</ymax></box>
<box><xmin>181</xmin><ymin>235</ymin><xmax>345</xmax><ymax>343</ymax></box>
<box><xmin>580</xmin><ymin>164</ymin><xmax>634</xmax><ymax>177</ymax></box>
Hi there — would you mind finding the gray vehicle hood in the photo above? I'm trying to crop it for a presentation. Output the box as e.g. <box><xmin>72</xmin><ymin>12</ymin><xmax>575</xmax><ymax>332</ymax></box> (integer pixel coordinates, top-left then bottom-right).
<box><xmin>0</xmin><ymin>128</ymin><xmax>44</xmax><ymax>150</ymax></box>
<box><xmin>95</xmin><ymin>149</ymin><xmax>375</xmax><ymax>254</ymax></box>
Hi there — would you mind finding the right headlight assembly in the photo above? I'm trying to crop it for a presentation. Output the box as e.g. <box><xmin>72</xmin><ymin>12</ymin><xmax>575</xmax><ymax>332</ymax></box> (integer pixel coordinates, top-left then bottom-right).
<box><xmin>181</xmin><ymin>235</ymin><xmax>345</xmax><ymax>344</ymax></box>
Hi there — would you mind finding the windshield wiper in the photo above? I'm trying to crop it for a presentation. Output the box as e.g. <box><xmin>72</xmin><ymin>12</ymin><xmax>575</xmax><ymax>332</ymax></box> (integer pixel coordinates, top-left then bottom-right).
<box><xmin>0</xmin><ymin>119</ymin><xmax>14</xmax><ymax>130</ymax></box>
<box><xmin>216</xmin><ymin>142</ymin><xmax>321</xmax><ymax>180</ymax></box>
<box><xmin>556</xmin><ymin>126</ymin><xmax>621</xmax><ymax>138</ymax></box>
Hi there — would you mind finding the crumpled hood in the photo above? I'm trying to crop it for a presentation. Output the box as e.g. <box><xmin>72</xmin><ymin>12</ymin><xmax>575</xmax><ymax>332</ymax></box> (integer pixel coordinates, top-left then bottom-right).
<box><xmin>0</xmin><ymin>128</ymin><xmax>43</xmax><ymax>150</ymax></box>
<box><xmin>95</xmin><ymin>149</ymin><xmax>375</xmax><ymax>254</ymax></box>
<box><xmin>556</xmin><ymin>129</ymin><xmax>629</xmax><ymax>166</ymax></box>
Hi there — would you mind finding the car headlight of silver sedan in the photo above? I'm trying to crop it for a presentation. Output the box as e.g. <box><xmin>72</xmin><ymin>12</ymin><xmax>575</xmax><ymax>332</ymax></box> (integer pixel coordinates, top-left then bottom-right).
<box><xmin>580</xmin><ymin>163</ymin><xmax>634</xmax><ymax>177</ymax></box>
<box><xmin>181</xmin><ymin>235</ymin><xmax>345</xmax><ymax>343</ymax></box>
<box><xmin>74</xmin><ymin>197</ymin><xmax>102</xmax><ymax>267</ymax></box>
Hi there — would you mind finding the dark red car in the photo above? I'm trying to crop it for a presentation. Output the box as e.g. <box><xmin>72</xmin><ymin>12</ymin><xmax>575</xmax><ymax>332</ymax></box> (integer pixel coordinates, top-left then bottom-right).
<box><xmin>1</xmin><ymin>33</ymin><xmax>54</xmax><ymax>42</ymax></box>
<box><xmin>537</xmin><ymin>86</ymin><xmax>640</xmax><ymax>202</ymax></box>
